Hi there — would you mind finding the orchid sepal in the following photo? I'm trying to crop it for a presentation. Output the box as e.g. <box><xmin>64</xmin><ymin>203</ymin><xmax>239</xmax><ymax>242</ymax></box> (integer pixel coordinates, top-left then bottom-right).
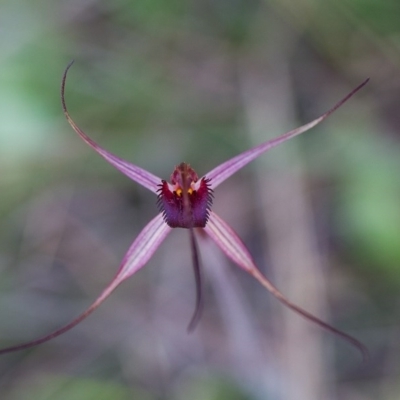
<box><xmin>61</xmin><ymin>61</ymin><xmax>162</xmax><ymax>194</ymax></box>
<box><xmin>0</xmin><ymin>214</ymin><xmax>171</xmax><ymax>355</ymax></box>
<box><xmin>204</xmin><ymin>211</ymin><xmax>369</xmax><ymax>361</ymax></box>
<box><xmin>205</xmin><ymin>78</ymin><xmax>369</xmax><ymax>189</ymax></box>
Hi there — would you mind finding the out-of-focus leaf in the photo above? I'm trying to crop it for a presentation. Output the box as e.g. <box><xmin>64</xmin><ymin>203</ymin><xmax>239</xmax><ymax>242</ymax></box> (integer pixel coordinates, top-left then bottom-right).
<box><xmin>6</xmin><ymin>374</ymin><xmax>150</xmax><ymax>400</ymax></box>
<box><xmin>336</xmin><ymin>128</ymin><xmax>400</xmax><ymax>282</ymax></box>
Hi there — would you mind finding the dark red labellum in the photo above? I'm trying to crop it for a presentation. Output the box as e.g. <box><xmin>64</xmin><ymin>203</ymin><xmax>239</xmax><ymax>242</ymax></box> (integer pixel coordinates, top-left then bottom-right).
<box><xmin>157</xmin><ymin>163</ymin><xmax>213</xmax><ymax>228</ymax></box>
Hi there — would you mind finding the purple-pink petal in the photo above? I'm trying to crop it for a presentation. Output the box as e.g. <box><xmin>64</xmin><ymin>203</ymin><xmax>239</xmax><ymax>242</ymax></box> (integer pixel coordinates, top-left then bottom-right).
<box><xmin>204</xmin><ymin>79</ymin><xmax>369</xmax><ymax>189</ymax></box>
<box><xmin>204</xmin><ymin>211</ymin><xmax>368</xmax><ymax>360</ymax></box>
<box><xmin>203</xmin><ymin>211</ymin><xmax>258</xmax><ymax>274</ymax></box>
<box><xmin>0</xmin><ymin>214</ymin><xmax>171</xmax><ymax>355</ymax></box>
<box><xmin>117</xmin><ymin>213</ymin><xmax>172</xmax><ymax>281</ymax></box>
<box><xmin>62</xmin><ymin>62</ymin><xmax>162</xmax><ymax>194</ymax></box>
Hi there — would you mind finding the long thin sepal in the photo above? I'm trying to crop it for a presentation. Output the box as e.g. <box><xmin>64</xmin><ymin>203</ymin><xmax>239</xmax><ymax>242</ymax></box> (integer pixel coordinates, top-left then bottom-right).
<box><xmin>205</xmin><ymin>79</ymin><xmax>369</xmax><ymax>189</ymax></box>
<box><xmin>187</xmin><ymin>228</ymin><xmax>203</xmax><ymax>332</ymax></box>
<box><xmin>0</xmin><ymin>214</ymin><xmax>171</xmax><ymax>355</ymax></box>
<box><xmin>61</xmin><ymin>61</ymin><xmax>162</xmax><ymax>194</ymax></box>
<box><xmin>204</xmin><ymin>212</ymin><xmax>369</xmax><ymax>361</ymax></box>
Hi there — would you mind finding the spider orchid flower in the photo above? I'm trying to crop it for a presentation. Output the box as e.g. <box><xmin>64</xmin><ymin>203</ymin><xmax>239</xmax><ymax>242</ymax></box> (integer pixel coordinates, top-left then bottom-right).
<box><xmin>0</xmin><ymin>61</ymin><xmax>369</xmax><ymax>360</ymax></box>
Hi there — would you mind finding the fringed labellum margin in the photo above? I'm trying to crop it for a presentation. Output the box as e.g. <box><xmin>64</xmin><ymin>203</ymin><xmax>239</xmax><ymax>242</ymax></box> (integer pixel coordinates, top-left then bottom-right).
<box><xmin>157</xmin><ymin>163</ymin><xmax>213</xmax><ymax>228</ymax></box>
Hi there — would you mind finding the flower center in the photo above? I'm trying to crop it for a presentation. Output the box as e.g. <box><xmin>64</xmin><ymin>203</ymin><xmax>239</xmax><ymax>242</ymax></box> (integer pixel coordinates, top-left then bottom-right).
<box><xmin>157</xmin><ymin>163</ymin><xmax>213</xmax><ymax>228</ymax></box>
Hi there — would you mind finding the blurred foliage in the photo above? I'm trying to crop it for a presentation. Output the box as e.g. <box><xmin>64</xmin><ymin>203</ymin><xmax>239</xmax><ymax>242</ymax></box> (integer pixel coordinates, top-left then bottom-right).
<box><xmin>6</xmin><ymin>375</ymin><xmax>140</xmax><ymax>400</ymax></box>
<box><xmin>337</xmin><ymin>130</ymin><xmax>400</xmax><ymax>271</ymax></box>
<box><xmin>1</xmin><ymin>0</ymin><xmax>400</xmax><ymax>399</ymax></box>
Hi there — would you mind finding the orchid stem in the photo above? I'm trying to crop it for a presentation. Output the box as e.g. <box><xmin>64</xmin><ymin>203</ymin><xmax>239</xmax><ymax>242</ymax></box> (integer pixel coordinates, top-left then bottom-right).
<box><xmin>187</xmin><ymin>228</ymin><xmax>203</xmax><ymax>332</ymax></box>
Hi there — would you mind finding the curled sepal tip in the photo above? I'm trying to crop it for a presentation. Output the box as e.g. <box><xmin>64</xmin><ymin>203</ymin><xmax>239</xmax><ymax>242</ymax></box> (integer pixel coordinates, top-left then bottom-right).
<box><xmin>204</xmin><ymin>211</ymin><xmax>369</xmax><ymax>362</ymax></box>
<box><xmin>61</xmin><ymin>61</ymin><xmax>162</xmax><ymax>194</ymax></box>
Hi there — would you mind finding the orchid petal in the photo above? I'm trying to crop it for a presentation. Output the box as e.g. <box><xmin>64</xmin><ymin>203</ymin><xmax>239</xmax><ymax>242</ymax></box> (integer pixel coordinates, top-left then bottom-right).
<box><xmin>204</xmin><ymin>211</ymin><xmax>368</xmax><ymax>361</ymax></box>
<box><xmin>205</xmin><ymin>79</ymin><xmax>369</xmax><ymax>189</ymax></box>
<box><xmin>117</xmin><ymin>214</ymin><xmax>172</xmax><ymax>281</ymax></box>
<box><xmin>61</xmin><ymin>61</ymin><xmax>162</xmax><ymax>194</ymax></box>
<box><xmin>0</xmin><ymin>214</ymin><xmax>171</xmax><ymax>355</ymax></box>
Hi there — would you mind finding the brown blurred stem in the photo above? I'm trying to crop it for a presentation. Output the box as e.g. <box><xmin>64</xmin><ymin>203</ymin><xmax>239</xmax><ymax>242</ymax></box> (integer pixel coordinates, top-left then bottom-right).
<box><xmin>187</xmin><ymin>228</ymin><xmax>203</xmax><ymax>332</ymax></box>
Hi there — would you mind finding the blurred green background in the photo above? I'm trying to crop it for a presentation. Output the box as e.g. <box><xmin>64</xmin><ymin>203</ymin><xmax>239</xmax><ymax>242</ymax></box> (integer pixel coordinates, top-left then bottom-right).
<box><xmin>0</xmin><ymin>0</ymin><xmax>399</xmax><ymax>399</ymax></box>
